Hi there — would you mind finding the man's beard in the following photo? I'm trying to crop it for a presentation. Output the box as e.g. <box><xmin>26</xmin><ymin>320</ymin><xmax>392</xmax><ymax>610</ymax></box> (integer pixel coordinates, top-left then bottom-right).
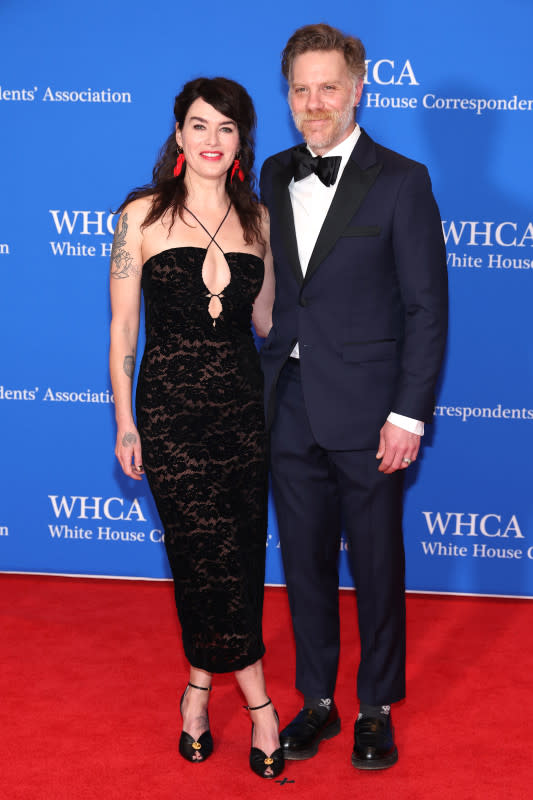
<box><xmin>291</xmin><ymin>91</ymin><xmax>356</xmax><ymax>152</ymax></box>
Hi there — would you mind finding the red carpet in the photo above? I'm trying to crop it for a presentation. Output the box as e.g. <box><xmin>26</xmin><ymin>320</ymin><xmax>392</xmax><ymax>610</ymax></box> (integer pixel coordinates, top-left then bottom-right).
<box><xmin>2</xmin><ymin>575</ymin><xmax>531</xmax><ymax>799</ymax></box>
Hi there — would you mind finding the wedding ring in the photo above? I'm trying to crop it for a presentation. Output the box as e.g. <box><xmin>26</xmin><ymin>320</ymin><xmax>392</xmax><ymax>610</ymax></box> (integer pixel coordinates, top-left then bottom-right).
<box><xmin>402</xmin><ymin>457</ymin><xmax>412</xmax><ymax>465</ymax></box>
<box><xmin>135</xmin><ymin>464</ymin><xmax>144</xmax><ymax>471</ymax></box>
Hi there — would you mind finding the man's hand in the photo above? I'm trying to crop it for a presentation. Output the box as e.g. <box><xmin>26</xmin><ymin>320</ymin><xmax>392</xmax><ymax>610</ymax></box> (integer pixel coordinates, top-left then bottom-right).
<box><xmin>376</xmin><ymin>420</ymin><xmax>421</xmax><ymax>474</ymax></box>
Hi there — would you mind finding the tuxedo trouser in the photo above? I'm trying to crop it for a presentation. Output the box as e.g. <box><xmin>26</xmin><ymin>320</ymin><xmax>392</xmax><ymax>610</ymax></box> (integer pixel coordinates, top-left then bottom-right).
<box><xmin>270</xmin><ymin>359</ymin><xmax>406</xmax><ymax>705</ymax></box>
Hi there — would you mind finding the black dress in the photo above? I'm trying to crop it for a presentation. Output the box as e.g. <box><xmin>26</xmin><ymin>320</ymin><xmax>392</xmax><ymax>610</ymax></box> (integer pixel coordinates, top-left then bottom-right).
<box><xmin>136</xmin><ymin>236</ymin><xmax>268</xmax><ymax>674</ymax></box>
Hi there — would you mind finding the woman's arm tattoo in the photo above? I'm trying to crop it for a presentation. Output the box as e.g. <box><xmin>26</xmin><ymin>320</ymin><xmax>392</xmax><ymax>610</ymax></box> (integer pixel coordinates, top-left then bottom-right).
<box><xmin>122</xmin><ymin>432</ymin><xmax>137</xmax><ymax>446</ymax></box>
<box><xmin>110</xmin><ymin>213</ymin><xmax>140</xmax><ymax>279</ymax></box>
<box><xmin>123</xmin><ymin>355</ymin><xmax>135</xmax><ymax>378</ymax></box>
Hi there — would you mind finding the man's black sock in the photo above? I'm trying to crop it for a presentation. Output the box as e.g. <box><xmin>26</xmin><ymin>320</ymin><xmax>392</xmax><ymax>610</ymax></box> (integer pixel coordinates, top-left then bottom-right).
<box><xmin>359</xmin><ymin>703</ymin><xmax>391</xmax><ymax>719</ymax></box>
<box><xmin>304</xmin><ymin>695</ymin><xmax>333</xmax><ymax>721</ymax></box>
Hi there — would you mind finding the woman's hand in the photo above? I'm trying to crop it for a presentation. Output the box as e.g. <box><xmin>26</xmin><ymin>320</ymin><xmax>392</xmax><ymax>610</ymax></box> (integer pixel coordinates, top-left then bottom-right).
<box><xmin>115</xmin><ymin>424</ymin><xmax>144</xmax><ymax>480</ymax></box>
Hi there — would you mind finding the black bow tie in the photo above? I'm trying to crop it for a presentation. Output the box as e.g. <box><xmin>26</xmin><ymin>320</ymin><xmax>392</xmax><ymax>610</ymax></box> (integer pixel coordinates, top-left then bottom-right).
<box><xmin>291</xmin><ymin>145</ymin><xmax>342</xmax><ymax>187</ymax></box>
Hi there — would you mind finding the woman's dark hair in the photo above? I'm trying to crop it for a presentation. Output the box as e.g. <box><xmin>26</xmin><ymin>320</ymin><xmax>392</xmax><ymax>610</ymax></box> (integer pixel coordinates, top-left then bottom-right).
<box><xmin>117</xmin><ymin>77</ymin><xmax>263</xmax><ymax>244</ymax></box>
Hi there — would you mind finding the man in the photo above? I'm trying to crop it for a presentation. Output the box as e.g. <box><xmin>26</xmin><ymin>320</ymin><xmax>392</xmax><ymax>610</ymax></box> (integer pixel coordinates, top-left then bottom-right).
<box><xmin>260</xmin><ymin>24</ymin><xmax>448</xmax><ymax>770</ymax></box>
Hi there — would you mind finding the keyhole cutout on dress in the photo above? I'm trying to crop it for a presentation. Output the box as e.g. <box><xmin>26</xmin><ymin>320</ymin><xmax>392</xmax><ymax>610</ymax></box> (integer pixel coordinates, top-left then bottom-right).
<box><xmin>184</xmin><ymin>203</ymin><xmax>232</xmax><ymax>327</ymax></box>
<box><xmin>202</xmin><ymin>248</ymin><xmax>231</xmax><ymax>323</ymax></box>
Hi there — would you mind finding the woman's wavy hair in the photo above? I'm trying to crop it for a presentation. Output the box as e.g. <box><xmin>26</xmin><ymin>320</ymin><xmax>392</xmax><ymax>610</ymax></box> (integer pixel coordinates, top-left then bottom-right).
<box><xmin>117</xmin><ymin>77</ymin><xmax>263</xmax><ymax>244</ymax></box>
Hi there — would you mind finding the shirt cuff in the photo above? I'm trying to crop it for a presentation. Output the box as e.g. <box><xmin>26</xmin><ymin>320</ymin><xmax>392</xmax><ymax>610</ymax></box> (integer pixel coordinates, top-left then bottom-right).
<box><xmin>387</xmin><ymin>412</ymin><xmax>424</xmax><ymax>436</ymax></box>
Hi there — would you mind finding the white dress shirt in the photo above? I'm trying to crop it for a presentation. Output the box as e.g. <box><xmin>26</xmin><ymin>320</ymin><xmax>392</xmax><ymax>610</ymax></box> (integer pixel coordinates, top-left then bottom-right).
<box><xmin>288</xmin><ymin>124</ymin><xmax>424</xmax><ymax>436</ymax></box>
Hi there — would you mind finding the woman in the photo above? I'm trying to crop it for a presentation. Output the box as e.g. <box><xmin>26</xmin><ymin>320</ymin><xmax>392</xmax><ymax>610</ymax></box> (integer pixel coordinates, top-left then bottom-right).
<box><xmin>109</xmin><ymin>77</ymin><xmax>281</xmax><ymax>779</ymax></box>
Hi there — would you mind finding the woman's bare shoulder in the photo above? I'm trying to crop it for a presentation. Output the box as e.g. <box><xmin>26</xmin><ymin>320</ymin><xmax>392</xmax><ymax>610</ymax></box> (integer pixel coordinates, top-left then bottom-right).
<box><xmin>258</xmin><ymin>203</ymin><xmax>271</xmax><ymax>240</ymax></box>
<box><xmin>258</xmin><ymin>203</ymin><xmax>270</xmax><ymax>224</ymax></box>
<box><xmin>119</xmin><ymin>195</ymin><xmax>153</xmax><ymax>225</ymax></box>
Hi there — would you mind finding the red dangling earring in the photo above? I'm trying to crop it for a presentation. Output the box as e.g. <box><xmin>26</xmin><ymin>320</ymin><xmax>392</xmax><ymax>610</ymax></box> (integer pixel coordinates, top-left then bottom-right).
<box><xmin>173</xmin><ymin>147</ymin><xmax>185</xmax><ymax>177</ymax></box>
<box><xmin>230</xmin><ymin>155</ymin><xmax>245</xmax><ymax>184</ymax></box>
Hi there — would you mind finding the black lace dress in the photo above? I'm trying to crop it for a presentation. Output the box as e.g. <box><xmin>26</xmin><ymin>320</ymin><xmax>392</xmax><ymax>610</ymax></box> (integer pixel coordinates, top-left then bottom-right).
<box><xmin>136</xmin><ymin>243</ymin><xmax>268</xmax><ymax>673</ymax></box>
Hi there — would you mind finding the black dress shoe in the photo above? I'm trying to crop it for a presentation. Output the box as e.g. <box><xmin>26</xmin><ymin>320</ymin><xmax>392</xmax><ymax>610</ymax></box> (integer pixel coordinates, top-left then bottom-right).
<box><xmin>280</xmin><ymin>704</ymin><xmax>341</xmax><ymax>760</ymax></box>
<box><xmin>351</xmin><ymin>714</ymin><xmax>398</xmax><ymax>770</ymax></box>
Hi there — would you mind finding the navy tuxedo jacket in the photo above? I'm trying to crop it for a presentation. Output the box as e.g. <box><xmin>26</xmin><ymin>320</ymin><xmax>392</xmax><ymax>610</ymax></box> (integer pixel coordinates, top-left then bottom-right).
<box><xmin>259</xmin><ymin>128</ymin><xmax>448</xmax><ymax>451</ymax></box>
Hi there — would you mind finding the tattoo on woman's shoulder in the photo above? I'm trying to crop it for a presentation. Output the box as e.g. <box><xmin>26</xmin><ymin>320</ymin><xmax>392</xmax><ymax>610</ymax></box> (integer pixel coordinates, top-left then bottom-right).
<box><xmin>110</xmin><ymin>213</ymin><xmax>140</xmax><ymax>279</ymax></box>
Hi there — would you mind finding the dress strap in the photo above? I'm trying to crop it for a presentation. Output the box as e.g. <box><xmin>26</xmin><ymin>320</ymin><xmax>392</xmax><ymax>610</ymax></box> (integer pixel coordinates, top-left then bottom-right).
<box><xmin>184</xmin><ymin>202</ymin><xmax>232</xmax><ymax>255</ymax></box>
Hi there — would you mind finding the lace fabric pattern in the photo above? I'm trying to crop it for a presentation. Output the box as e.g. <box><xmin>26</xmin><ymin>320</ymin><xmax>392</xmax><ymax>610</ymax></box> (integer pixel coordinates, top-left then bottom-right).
<box><xmin>136</xmin><ymin>247</ymin><xmax>268</xmax><ymax>673</ymax></box>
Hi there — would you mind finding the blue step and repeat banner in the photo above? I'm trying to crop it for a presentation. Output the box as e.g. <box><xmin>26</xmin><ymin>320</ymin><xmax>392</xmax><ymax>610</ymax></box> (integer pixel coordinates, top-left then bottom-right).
<box><xmin>1</xmin><ymin>0</ymin><xmax>532</xmax><ymax>597</ymax></box>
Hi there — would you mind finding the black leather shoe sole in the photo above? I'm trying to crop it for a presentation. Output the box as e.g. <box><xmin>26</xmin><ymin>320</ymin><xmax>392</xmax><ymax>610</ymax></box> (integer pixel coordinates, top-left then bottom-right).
<box><xmin>351</xmin><ymin>746</ymin><xmax>398</xmax><ymax>770</ymax></box>
<box><xmin>283</xmin><ymin>717</ymin><xmax>341</xmax><ymax>760</ymax></box>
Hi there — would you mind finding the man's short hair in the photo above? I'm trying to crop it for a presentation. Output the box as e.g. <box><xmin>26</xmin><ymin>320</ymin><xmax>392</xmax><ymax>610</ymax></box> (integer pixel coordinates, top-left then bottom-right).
<box><xmin>281</xmin><ymin>23</ymin><xmax>366</xmax><ymax>83</ymax></box>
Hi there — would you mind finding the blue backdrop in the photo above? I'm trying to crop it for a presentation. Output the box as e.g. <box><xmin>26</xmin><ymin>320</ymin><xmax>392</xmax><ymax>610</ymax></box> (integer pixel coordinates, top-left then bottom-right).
<box><xmin>1</xmin><ymin>0</ymin><xmax>532</xmax><ymax>597</ymax></box>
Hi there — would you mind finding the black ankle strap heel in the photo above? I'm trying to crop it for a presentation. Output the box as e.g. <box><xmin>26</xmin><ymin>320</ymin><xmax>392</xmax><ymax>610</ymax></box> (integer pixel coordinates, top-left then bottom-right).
<box><xmin>178</xmin><ymin>683</ymin><xmax>213</xmax><ymax>763</ymax></box>
<box><xmin>244</xmin><ymin>697</ymin><xmax>284</xmax><ymax>779</ymax></box>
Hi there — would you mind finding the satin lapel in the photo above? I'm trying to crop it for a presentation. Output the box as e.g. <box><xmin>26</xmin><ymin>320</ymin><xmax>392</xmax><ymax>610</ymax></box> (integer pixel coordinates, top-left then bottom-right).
<box><xmin>272</xmin><ymin>160</ymin><xmax>304</xmax><ymax>286</ymax></box>
<box><xmin>304</xmin><ymin>156</ymin><xmax>382</xmax><ymax>286</ymax></box>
